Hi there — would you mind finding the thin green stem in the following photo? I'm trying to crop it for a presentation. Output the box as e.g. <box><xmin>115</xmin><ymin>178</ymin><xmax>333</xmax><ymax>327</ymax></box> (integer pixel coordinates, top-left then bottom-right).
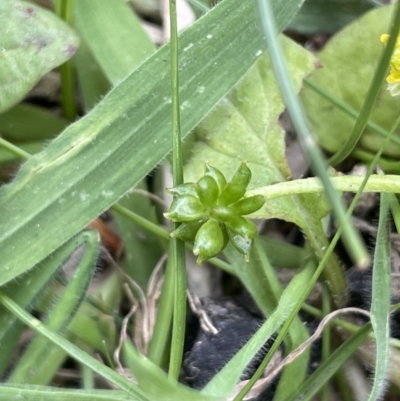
<box><xmin>0</xmin><ymin>137</ymin><xmax>30</xmax><ymax>160</ymax></box>
<box><xmin>352</xmin><ymin>149</ymin><xmax>400</xmax><ymax>173</ymax></box>
<box><xmin>321</xmin><ymin>284</ymin><xmax>331</xmax><ymax>401</ymax></box>
<box><xmin>248</xmin><ymin>174</ymin><xmax>400</xmax><ymax>200</ymax></box>
<box><xmin>55</xmin><ymin>0</ymin><xmax>77</xmax><ymax>120</ymax></box>
<box><xmin>168</xmin><ymin>0</ymin><xmax>187</xmax><ymax>381</ymax></box>
<box><xmin>255</xmin><ymin>0</ymin><xmax>369</xmax><ymax>269</ymax></box>
<box><xmin>329</xmin><ymin>1</ymin><xmax>400</xmax><ymax>165</ymax></box>
<box><xmin>147</xmin><ymin>243</ymin><xmax>175</xmax><ymax>367</ymax></box>
<box><xmin>111</xmin><ymin>203</ymin><xmax>169</xmax><ymax>240</ymax></box>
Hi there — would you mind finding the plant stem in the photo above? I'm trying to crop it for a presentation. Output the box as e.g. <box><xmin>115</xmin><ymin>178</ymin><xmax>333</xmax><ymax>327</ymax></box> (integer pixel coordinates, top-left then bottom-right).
<box><xmin>0</xmin><ymin>138</ymin><xmax>30</xmax><ymax>160</ymax></box>
<box><xmin>55</xmin><ymin>0</ymin><xmax>77</xmax><ymax>120</ymax></box>
<box><xmin>248</xmin><ymin>174</ymin><xmax>400</xmax><ymax>201</ymax></box>
<box><xmin>168</xmin><ymin>0</ymin><xmax>187</xmax><ymax>381</ymax></box>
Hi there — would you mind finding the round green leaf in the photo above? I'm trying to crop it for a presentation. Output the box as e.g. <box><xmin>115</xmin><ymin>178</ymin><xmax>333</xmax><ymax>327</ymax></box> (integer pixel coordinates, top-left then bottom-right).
<box><xmin>301</xmin><ymin>5</ymin><xmax>400</xmax><ymax>157</ymax></box>
<box><xmin>0</xmin><ymin>0</ymin><xmax>79</xmax><ymax>113</ymax></box>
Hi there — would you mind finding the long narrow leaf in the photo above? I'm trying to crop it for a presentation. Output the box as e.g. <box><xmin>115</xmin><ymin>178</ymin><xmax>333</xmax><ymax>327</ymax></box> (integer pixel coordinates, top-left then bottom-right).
<box><xmin>8</xmin><ymin>229</ymin><xmax>100</xmax><ymax>384</ymax></box>
<box><xmin>367</xmin><ymin>192</ymin><xmax>391</xmax><ymax>400</ymax></box>
<box><xmin>0</xmin><ymin>231</ymin><xmax>97</xmax><ymax>376</ymax></box>
<box><xmin>0</xmin><ymin>384</ymin><xmax>132</xmax><ymax>401</ymax></box>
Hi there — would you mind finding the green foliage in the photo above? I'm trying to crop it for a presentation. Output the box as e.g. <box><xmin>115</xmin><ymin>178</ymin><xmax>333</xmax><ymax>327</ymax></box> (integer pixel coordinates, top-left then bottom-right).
<box><xmin>301</xmin><ymin>4</ymin><xmax>400</xmax><ymax>157</ymax></box>
<box><xmin>0</xmin><ymin>0</ymin><xmax>399</xmax><ymax>400</ymax></box>
<box><xmin>0</xmin><ymin>0</ymin><xmax>79</xmax><ymax>113</ymax></box>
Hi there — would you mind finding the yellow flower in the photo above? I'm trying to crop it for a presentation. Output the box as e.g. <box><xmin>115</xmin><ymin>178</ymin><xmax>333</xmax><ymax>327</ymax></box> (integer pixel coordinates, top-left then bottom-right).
<box><xmin>380</xmin><ymin>33</ymin><xmax>400</xmax><ymax>96</ymax></box>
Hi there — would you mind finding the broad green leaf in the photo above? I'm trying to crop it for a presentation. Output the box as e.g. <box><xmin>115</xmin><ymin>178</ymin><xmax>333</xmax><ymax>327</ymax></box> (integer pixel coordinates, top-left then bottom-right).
<box><xmin>0</xmin><ymin>0</ymin><xmax>303</xmax><ymax>285</ymax></box>
<box><xmin>202</xmin><ymin>261</ymin><xmax>314</xmax><ymax>398</ymax></box>
<box><xmin>183</xmin><ymin>37</ymin><xmax>347</xmax><ymax>303</ymax></box>
<box><xmin>74</xmin><ymin>38</ymin><xmax>110</xmax><ymax>112</ymax></box>
<box><xmin>301</xmin><ymin>5</ymin><xmax>400</xmax><ymax>157</ymax></box>
<box><xmin>367</xmin><ymin>193</ymin><xmax>391</xmax><ymax>400</ymax></box>
<box><xmin>0</xmin><ymin>104</ymin><xmax>67</xmax><ymax>141</ymax></box>
<box><xmin>8</xmin><ymin>229</ymin><xmax>100</xmax><ymax>384</ymax></box>
<box><xmin>0</xmin><ymin>0</ymin><xmax>79</xmax><ymax>113</ymax></box>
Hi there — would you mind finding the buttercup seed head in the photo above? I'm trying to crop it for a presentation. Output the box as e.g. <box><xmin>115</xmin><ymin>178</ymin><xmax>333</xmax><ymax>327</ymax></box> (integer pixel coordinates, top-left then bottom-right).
<box><xmin>165</xmin><ymin>162</ymin><xmax>262</xmax><ymax>262</ymax></box>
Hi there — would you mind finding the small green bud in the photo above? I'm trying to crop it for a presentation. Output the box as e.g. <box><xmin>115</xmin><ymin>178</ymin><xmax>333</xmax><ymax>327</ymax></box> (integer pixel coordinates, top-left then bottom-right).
<box><xmin>210</xmin><ymin>205</ymin><xmax>232</xmax><ymax>222</ymax></box>
<box><xmin>195</xmin><ymin>175</ymin><xmax>219</xmax><ymax>208</ymax></box>
<box><xmin>229</xmin><ymin>195</ymin><xmax>265</xmax><ymax>216</ymax></box>
<box><xmin>170</xmin><ymin>219</ymin><xmax>207</xmax><ymax>241</ymax></box>
<box><xmin>205</xmin><ymin>163</ymin><xmax>227</xmax><ymax>194</ymax></box>
<box><xmin>231</xmin><ymin>162</ymin><xmax>252</xmax><ymax>188</ymax></box>
<box><xmin>167</xmin><ymin>182</ymin><xmax>197</xmax><ymax>197</ymax></box>
<box><xmin>193</xmin><ymin>218</ymin><xmax>225</xmax><ymax>264</ymax></box>
<box><xmin>224</xmin><ymin>215</ymin><xmax>257</xmax><ymax>239</ymax></box>
<box><xmin>218</xmin><ymin>162</ymin><xmax>252</xmax><ymax>205</ymax></box>
<box><xmin>227</xmin><ymin>229</ymin><xmax>252</xmax><ymax>262</ymax></box>
<box><xmin>164</xmin><ymin>195</ymin><xmax>207</xmax><ymax>222</ymax></box>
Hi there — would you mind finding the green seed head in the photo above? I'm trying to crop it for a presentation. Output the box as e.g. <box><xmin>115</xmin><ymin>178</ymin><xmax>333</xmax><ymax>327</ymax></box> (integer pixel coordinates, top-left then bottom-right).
<box><xmin>165</xmin><ymin>161</ymin><xmax>260</xmax><ymax>262</ymax></box>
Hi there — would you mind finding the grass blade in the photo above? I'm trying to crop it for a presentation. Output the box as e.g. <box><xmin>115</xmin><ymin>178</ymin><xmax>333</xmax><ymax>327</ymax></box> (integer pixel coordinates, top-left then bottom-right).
<box><xmin>366</xmin><ymin>192</ymin><xmax>391</xmax><ymax>400</ymax></box>
<box><xmin>0</xmin><ymin>293</ymin><xmax>150</xmax><ymax>401</ymax></box>
<box><xmin>7</xmin><ymin>229</ymin><xmax>100</xmax><ymax>384</ymax></box>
